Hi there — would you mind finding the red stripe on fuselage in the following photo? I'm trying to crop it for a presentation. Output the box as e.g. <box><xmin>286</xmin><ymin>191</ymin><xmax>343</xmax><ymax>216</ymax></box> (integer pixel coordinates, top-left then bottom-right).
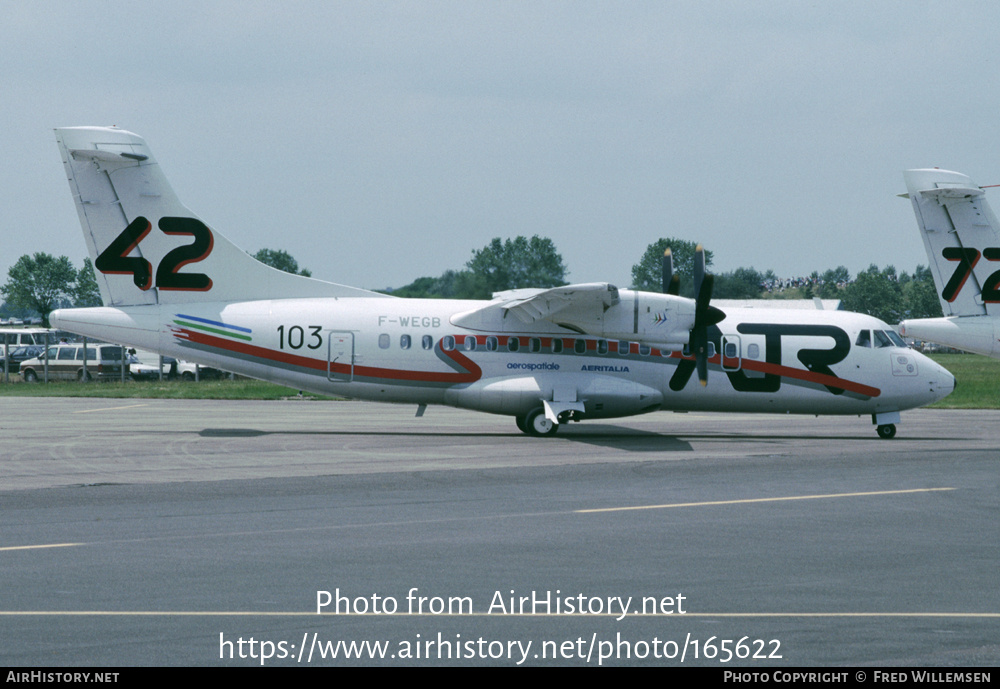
<box><xmin>667</xmin><ymin>351</ymin><xmax>880</xmax><ymax>397</ymax></box>
<box><xmin>174</xmin><ymin>327</ymin><xmax>878</xmax><ymax>397</ymax></box>
<box><xmin>173</xmin><ymin>328</ymin><xmax>482</xmax><ymax>384</ymax></box>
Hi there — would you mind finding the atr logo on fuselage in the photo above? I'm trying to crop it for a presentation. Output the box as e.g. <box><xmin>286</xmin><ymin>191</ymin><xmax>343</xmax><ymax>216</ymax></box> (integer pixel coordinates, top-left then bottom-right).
<box><xmin>670</xmin><ymin>323</ymin><xmax>855</xmax><ymax>395</ymax></box>
<box><xmin>95</xmin><ymin>216</ymin><xmax>214</xmax><ymax>291</ymax></box>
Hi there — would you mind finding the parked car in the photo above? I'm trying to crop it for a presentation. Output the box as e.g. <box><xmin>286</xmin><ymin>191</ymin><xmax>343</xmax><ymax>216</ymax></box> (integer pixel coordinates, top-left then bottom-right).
<box><xmin>19</xmin><ymin>343</ymin><xmax>128</xmax><ymax>382</ymax></box>
<box><xmin>0</xmin><ymin>345</ymin><xmax>44</xmax><ymax>374</ymax></box>
<box><xmin>128</xmin><ymin>349</ymin><xmax>225</xmax><ymax>381</ymax></box>
<box><xmin>176</xmin><ymin>360</ymin><xmax>226</xmax><ymax>381</ymax></box>
<box><xmin>0</xmin><ymin>328</ymin><xmax>53</xmax><ymax>347</ymax></box>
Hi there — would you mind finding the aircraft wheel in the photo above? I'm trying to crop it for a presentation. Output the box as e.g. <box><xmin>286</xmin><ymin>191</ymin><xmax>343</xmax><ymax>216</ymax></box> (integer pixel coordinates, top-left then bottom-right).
<box><xmin>877</xmin><ymin>424</ymin><xmax>896</xmax><ymax>440</ymax></box>
<box><xmin>524</xmin><ymin>407</ymin><xmax>558</xmax><ymax>437</ymax></box>
<box><xmin>515</xmin><ymin>414</ymin><xmax>528</xmax><ymax>433</ymax></box>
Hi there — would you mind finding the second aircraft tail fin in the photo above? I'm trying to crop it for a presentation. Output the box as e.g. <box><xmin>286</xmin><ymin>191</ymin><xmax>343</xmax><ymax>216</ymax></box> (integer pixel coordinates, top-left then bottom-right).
<box><xmin>903</xmin><ymin>168</ymin><xmax>1000</xmax><ymax>318</ymax></box>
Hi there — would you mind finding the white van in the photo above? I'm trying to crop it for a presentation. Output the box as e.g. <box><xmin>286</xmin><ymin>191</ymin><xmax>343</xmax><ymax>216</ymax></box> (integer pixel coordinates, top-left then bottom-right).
<box><xmin>0</xmin><ymin>328</ymin><xmax>54</xmax><ymax>348</ymax></box>
<box><xmin>19</xmin><ymin>343</ymin><xmax>128</xmax><ymax>382</ymax></box>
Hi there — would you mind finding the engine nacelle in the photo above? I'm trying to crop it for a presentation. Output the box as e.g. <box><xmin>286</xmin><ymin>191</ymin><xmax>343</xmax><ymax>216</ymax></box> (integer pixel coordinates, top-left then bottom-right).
<box><xmin>570</xmin><ymin>290</ymin><xmax>695</xmax><ymax>348</ymax></box>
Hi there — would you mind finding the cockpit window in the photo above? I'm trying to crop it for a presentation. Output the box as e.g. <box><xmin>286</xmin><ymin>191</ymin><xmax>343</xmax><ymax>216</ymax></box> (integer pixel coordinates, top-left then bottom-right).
<box><xmin>885</xmin><ymin>330</ymin><xmax>906</xmax><ymax>347</ymax></box>
<box><xmin>855</xmin><ymin>330</ymin><xmax>871</xmax><ymax>348</ymax></box>
<box><xmin>874</xmin><ymin>330</ymin><xmax>893</xmax><ymax>348</ymax></box>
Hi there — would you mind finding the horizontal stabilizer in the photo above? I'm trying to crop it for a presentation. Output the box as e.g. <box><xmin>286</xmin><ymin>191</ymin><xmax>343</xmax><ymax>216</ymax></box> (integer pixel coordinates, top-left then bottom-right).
<box><xmin>911</xmin><ymin>185</ymin><xmax>984</xmax><ymax>201</ymax></box>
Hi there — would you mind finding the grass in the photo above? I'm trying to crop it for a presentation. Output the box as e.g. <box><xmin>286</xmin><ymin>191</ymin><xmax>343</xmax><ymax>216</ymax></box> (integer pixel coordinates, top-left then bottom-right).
<box><xmin>0</xmin><ymin>376</ymin><xmax>338</xmax><ymax>400</ymax></box>
<box><xmin>926</xmin><ymin>353</ymin><xmax>1000</xmax><ymax>408</ymax></box>
<box><xmin>0</xmin><ymin>353</ymin><xmax>996</xmax><ymax>407</ymax></box>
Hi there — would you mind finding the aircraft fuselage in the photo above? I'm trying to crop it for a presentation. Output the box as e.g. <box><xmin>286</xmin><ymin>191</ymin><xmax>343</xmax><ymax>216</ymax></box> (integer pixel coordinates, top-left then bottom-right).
<box><xmin>52</xmin><ymin>295</ymin><xmax>952</xmax><ymax>421</ymax></box>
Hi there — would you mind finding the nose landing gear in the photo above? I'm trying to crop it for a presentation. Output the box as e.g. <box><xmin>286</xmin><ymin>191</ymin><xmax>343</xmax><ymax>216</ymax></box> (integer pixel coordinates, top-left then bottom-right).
<box><xmin>877</xmin><ymin>423</ymin><xmax>897</xmax><ymax>440</ymax></box>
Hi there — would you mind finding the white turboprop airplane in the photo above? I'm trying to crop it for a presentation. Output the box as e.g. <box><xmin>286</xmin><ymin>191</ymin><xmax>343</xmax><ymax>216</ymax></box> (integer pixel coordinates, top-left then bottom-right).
<box><xmin>900</xmin><ymin>168</ymin><xmax>1000</xmax><ymax>358</ymax></box>
<box><xmin>50</xmin><ymin>127</ymin><xmax>954</xmax><ymax>439</ymax></box>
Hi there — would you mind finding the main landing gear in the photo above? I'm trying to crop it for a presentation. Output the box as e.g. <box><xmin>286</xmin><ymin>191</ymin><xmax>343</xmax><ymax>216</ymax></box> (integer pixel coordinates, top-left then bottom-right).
<box><xmin>516</xmin><ymin>407</ymin><xmax>559</xmax><ymax>437</ymax></box>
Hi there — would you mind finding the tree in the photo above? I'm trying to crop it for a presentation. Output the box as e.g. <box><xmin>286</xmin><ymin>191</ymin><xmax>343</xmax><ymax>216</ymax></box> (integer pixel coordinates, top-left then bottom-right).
<box><xmin>73</xmin><ymin>257</ymin><xmax>102</xmax><ymax>307</ymax></box>
<box><xmin>390</xmin><ymin>270</ymin><xmax>485</xmax><ymax>299</ymax></box>
<box><xmin>253</xmin><ymin>248</ymin><xmax>312</xmax><ymax>277</ymax></box>
<box><xmin>841</xmin><ymin>264</ymin><xmax>904</xmax><ymax>324</ymax></box>
<box><xmin>713</xmin><ymin>267</ymin><xmax>764</xmax><ymax>299</ymax></box>
<box><xmin>902</xmin><ymin>265</ymin><xmax>943</xmax><ymax>319</ymax></box>
<box><xmin>817</xmin><ymin>266</ymin><xmax>850</xmax><ymax>298</ymax></box>
<box><xmin>631</xmin><ymin>238</ymin><xmax>713</xmax><ymax>296</ymax></box>
<box><xmin>1</xmin><ymin>253</ymin><xmax>77</xmax><ymax>327</ymax></box>
<box><xmin>466</xmin><ymin>236</ymin><xmax>567</xmax><ymax>296</ymax></box>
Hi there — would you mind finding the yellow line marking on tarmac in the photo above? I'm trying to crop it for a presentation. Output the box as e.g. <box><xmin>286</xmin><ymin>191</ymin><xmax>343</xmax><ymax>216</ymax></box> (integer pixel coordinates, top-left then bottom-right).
<box><xmin>72</xmin><ymin>403</ymin><xmax>149</xmax><ymax>414</ymax></box>
<box><xmin>0</xmin><ymin>611</ymin><xmax>996</xmax><ymax>618</ymax></box>
<box><xmin>0</xmin><ymin>543</ymin><xmax>84</xmax><ymax>552</ymax></box>
<box><xmin>575</xmin><ymin>487</ymin><xmax>956</xmax><ymax>513</ymax></box>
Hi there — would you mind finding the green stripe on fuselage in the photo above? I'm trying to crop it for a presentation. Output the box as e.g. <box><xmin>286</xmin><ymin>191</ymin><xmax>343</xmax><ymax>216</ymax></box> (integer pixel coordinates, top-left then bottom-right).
<box><xmin>173</xmin><ymin>320</ymin><xmax>253</xmax><ymax>342</ymax></box>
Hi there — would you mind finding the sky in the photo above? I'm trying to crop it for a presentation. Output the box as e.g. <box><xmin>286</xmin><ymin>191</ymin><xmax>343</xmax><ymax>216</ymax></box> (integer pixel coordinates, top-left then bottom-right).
<box><xmin>4</xmin><ymin>1</ymin><xmax>1000</xmax><ymax>293</ymax></box>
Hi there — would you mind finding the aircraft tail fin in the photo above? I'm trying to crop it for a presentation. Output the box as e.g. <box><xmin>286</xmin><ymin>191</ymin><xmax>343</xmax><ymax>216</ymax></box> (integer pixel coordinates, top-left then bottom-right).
<box><xmin>903</xmin><ymin>168</ymin><xmax>1000</xmax><ymax>317</ymax></box>
<box><xmin>55</xmin><ymin>127</ymin><xmax>386</xmax><ymax>307</ymax></box>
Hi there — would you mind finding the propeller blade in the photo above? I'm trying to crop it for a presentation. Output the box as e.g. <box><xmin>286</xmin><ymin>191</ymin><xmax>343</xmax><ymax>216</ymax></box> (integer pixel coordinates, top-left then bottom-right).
<box><xmin>666</xmin><ymin>242</ymin><xmax>725</xmax><ymax>390</ymax></box>
<box><xmin>693</xmin><ymin>244</ymin><xmax>705</xmax><ymax>297</ymax></box>
<box><xmin>690</xmin><ymin>247</ymin><xmax>723</xmax><ymax>386</ymax></box>
<box><xmin>694</xmin><ymin>272</ymin><xmax>714</xmax><ymax>327</ymax></box>
<box><xmin>696</xmin><ymin>345</ymin><xmax>709</xmax><ymax>386</ymax></box>
<box><xmin>669</xmin><ymin>359</ymin><xmax>696</xmax><ymax>391</ymax></box>
<box><xmin>662</xmin><ymin>249</ymin><xmax>679</xmax><ymax>295</ymax></box>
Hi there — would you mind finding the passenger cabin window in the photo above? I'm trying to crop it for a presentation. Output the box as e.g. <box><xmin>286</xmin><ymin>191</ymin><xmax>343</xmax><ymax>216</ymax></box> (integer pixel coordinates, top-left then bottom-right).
<box><xmin>508</xmin><ymin>337</ymin><xmax>520</xmax><ymax>352</ymax></box>
<box><xmin>400</xmin><ymin>334</ymin><xmax>411</xmax><ymax>350</ymax></box>
<box><xmin>529</xmin><ymin>338</ymin><xmax>541</xmax><ymax>353</ymax></box>
<box><xmin>639</xmin><ymin>344</ymin><xmax>651</xmax><ymax>356</ymax></box>
<box><xmin>724</xmin><ymin>342</ymin><xmax>738</xmax><ymax>358</ymax></box>
<box><xmin>422</xmin><ymin>335</ymin><xmax>433</xmax><ymax>350</ymax></box>
<box><xmin>442</xmin><ymin>336</ymin><xmax>455</xmax><ymax>351</ymax></box>
<box><xmin>597</xmin><ymin>340</ymin><xmax>608</xmax><ymax>355</ymax></box>
<box><xmin>574</xmin><ymin>339</ymin><xmax>586</xmax><ymax>354</ymax></box>
<box><xmin>618</xmin><ymin>341</ymin><xmax>631</xmax><ymax>356</ymax></box>
<box><xmin>464</xmin><ymin>336</ymin><xmax>476</xmax><ymax>351</ymax></box>
<box><xmin>486</xmin><ymin>336</ymin><xmax>498</xmax><ymax>352</ymax></box>
<box><xmin>552</xmin><ymin>339</ymin><xmax>563</xmax><ymax>354</ymax></box>
<box><xmin>378</xmin><ymin>334</ymin><xmax>390</xmax><ymax>349</ymax></box>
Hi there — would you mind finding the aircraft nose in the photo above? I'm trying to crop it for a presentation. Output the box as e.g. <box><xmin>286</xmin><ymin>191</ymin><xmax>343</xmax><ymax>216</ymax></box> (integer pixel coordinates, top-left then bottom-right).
<box><xmin>924</xmin><ymin>358</ymin><xmax>955</xmax><ymax>403</ymax></box>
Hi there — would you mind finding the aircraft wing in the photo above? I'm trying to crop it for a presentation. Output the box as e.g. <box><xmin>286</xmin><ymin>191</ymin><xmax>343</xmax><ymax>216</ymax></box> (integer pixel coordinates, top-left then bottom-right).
<box><xmin>492</xmin><ymin>282</ymin><xmax>621</xmax><ymax>325</ymax></box>
<box><xmin>452</xmin><ymin>281</ymin><xmax>696</xmax><ymax>346</ymax></box>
